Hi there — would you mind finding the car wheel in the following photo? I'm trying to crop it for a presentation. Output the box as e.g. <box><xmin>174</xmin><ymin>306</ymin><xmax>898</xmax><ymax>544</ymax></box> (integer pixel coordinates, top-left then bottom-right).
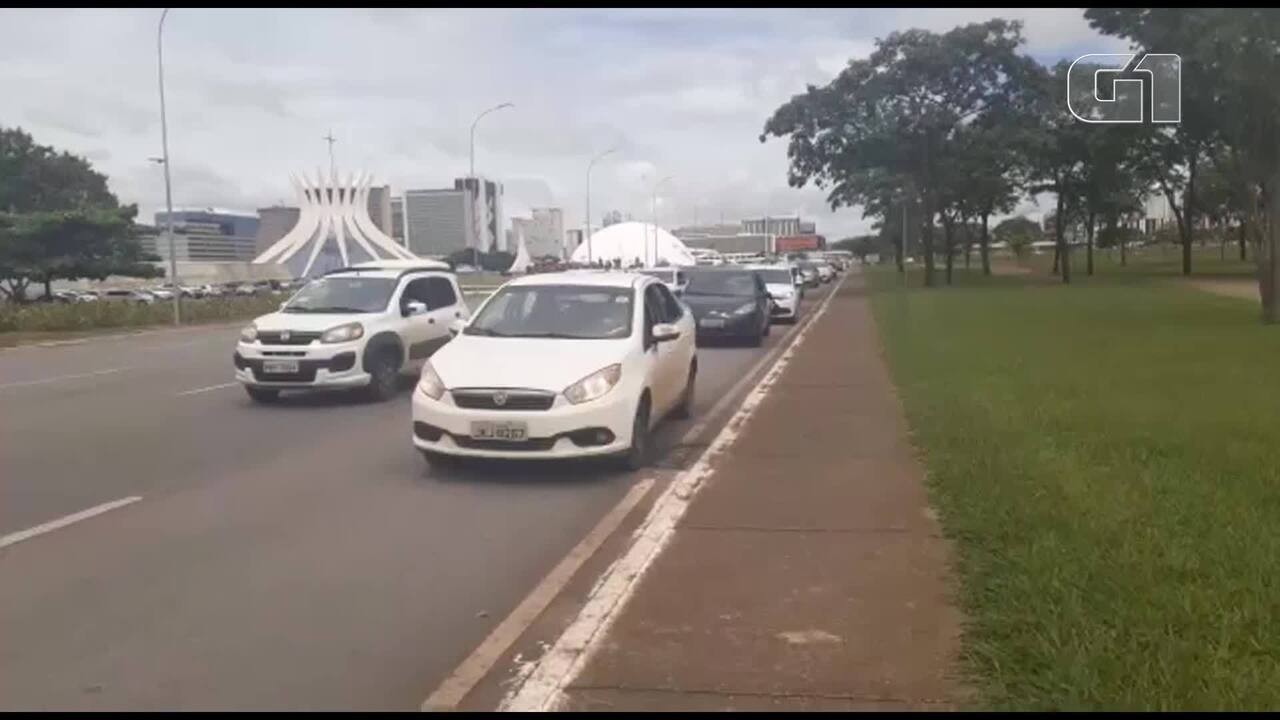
<box><xmin>748</xmin><ymin>326</ymin><xmax>764</xmax><ymax>347</ymax></box>
<box><xmin>364</xmin><ymin>350</ymin><xmax>400</xmax><ymax>402</ymax></box>
<box><xmin>245</xmin><ymin>387</ymin><xmax>279</xmax><ymax>404</ymax></box>
<box><xmin>673</xmin><ymin>363</ymin><xmax>696</xmax><ymax>419</ymax></box>
<box><xmin>763</xmin><ymin>318</ymin><xmax>772</xmax><ymax>337</ymax></box>
<box><xmin>617</xmin><ymin>397</ymin><xmax>651</xmax><ymax>471</ymax></box>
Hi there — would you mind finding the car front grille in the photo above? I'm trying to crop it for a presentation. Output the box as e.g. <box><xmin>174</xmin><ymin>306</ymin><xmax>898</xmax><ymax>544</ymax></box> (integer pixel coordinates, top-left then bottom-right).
<box><xmin>451</xmin><ymin>389</ymin><xmax>556</xmax><ymax>411</ymax></box>
<box><xmin>256</xmin><ymin>330</ymin><xmax>321</xmax><ymax>346</ymax></box>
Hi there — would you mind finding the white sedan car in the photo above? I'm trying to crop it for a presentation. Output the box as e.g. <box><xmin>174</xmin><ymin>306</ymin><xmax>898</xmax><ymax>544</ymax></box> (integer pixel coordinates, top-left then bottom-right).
<box><xmin>412</xmin><ymin>272</ymin><xmax>697</xmax><ymax>469</ymax></box>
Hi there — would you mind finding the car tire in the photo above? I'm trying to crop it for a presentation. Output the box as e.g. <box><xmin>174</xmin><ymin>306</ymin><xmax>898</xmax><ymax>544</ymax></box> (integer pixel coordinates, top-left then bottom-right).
<box><xmin>673</xmin><ymin>363</ymin><xmax>696</xmax><ymax>419</ymax></box>
<box><xmin>364</xmin><ymin>349</ymin><xmax>400</xmax><ymax>402</ymax></box>
<box><xmin>748</xmin><ymin>326</ymin><xmax>764</xmax><ymax>347</ymax></box>
<box><xmin>245</xmin><ymin>387</ymin><xmax>279</xmax><ymax>404</ymax></box>
<box><xmin>763</xmin><ymin>319</ymin><xmax>772</xmax><ymax>337</ymax></box>
<box><xmin>617</xmin><ymin>397</ymin><xmax>651</xmax><ymax>471</ymax></box>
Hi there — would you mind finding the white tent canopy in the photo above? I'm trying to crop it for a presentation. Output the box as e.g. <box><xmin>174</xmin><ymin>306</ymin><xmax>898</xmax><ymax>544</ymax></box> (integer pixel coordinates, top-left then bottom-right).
<box><xmin>569</xmin><ymin>221</ymin><xmax>697</xmax><ymax>267</ymax></box>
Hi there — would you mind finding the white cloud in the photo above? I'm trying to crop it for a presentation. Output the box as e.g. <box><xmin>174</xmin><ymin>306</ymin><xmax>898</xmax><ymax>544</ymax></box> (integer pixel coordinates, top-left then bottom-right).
<box><xmin>0</xmin><ymin>8</ymin><xmax>1116</xmax><ymax>239</ymax></box>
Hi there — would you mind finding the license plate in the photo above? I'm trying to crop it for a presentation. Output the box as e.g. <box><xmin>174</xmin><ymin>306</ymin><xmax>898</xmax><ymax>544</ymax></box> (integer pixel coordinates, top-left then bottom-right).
<box><xmin>470</xmin><ymin>421</ymin><xmax>528</xmax><ymax>441</ymax></box>
<box><xmin>262</xmin><ymin>359</ymin><xmax>299</xmax><ymax>374</ymax></box>
<box><xmin>699</xmin><ymin>317</ymin><xmax>726</xmax><ymax>328</ymax></box>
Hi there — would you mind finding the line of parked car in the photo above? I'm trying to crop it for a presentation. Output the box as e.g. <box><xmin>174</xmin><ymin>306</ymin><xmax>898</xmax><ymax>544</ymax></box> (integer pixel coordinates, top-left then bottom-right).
<box><xmin>230</xmin><ymin>253</ymin><xmax>848</xmax><ymax>470</ymax></box>
<box><xmin>29</xmin><ymin>279</ymin><xmax>310</xmax><ymax>306</ymax></box>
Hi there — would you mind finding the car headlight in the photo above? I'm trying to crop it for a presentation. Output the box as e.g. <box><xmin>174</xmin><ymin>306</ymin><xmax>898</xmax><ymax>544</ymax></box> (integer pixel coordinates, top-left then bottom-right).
<box><xmin>240</xmin><ymin>323</ymin><xmax>258</xmax><ymax>342</ymax></box>
<box><xmin>417</xmin><ymin>362</ymin><xmax>445</xmax><ymax>400</ymax></box>
<box><xmin>732</xmin><ymin>302</ymin><xmax>756</xmax><ymax>315</ymax></box>
<box><xmin>564</xmin><ymin>364</ymin><xmax>622</xmax><ymax>405</ymax></box>
<box><xmin>320</xmin><ymin>321</ymin><xmax>364</xmax><ymax>344</ymax></box>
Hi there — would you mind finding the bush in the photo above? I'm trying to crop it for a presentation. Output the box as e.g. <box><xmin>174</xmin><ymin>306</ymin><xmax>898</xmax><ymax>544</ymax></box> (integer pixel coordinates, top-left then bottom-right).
<box><xmin>0</xmin><ymin>295</ymin><xmax>281</xmax><ymax>334</ymax></box>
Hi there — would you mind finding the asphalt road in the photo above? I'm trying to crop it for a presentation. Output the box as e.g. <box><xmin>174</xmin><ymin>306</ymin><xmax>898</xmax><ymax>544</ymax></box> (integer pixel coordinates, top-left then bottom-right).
<box><xmin>0</xmin><ymin>284</ymin><xmax>832</xmax><ymax>710</ymax></box>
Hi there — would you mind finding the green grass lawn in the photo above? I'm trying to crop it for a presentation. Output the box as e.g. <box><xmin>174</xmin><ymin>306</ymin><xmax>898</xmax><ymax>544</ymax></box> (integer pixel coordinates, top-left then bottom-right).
<box><xmin>867</xmin><ymin>268</ymin><xmax>1280</xmax><ymax>710</ymax></box>
<box><xmin>1014</xmin><ymin>243</ymin><xmax>1256</xmax><ymax>279</ymax></box>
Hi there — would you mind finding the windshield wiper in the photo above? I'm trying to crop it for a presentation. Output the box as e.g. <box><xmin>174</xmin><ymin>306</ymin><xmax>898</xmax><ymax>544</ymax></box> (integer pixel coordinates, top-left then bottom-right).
<box><xmin>463</xmin><ymin>326</ymin><xmax>510</xmax><ymax>337</ymax></box>
<box><xmin>685</xmin><ymin>291</ymin><xmax>747</xmax><ymax>298</ymax></box>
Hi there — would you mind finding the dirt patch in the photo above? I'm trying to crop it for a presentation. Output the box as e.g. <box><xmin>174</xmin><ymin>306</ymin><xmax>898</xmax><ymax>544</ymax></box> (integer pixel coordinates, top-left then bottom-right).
<box><xmin>1183</xmin><ymin>278</ymin><xmax>1259</xmax><ymax>302</ymax></box>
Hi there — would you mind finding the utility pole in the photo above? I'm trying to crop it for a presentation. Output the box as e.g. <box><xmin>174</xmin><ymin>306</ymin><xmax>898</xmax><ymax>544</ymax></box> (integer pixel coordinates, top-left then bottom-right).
<box><xmin>157</xmin><ymin>8</ymin><xmax>180</xmax><ymax>325</ymax></box>
<box><xmin>586</xmin><ymin>146</ymin><xmax>618</xmax><ymax>265</ymax></box>
<box><xmin>468</xmin><ymin>102</ymin><xmax>513</xmax><ymax>269</ymax></box>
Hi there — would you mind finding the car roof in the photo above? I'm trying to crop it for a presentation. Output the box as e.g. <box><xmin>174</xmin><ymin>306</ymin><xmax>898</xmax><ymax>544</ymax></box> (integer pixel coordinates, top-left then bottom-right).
<box><xmin>504</xmin><ymin>271</ymin><xmax>652</xmax><ymax>289</ymax></box>
<box><xmin>349</xmin><ymin>259</ymin><xmax>451</xmax><ymax>271</ymax></box>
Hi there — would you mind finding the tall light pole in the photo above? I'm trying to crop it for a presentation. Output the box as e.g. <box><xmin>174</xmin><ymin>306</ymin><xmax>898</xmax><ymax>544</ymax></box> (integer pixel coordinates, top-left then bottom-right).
<box><xmin>586</xmin><ymin>146</ymin><xmax>618</xmax><ymax>265</ymax></box>
<box><xmin>157</xmin><ymin>8</ymin><xmax>180</xmax><ymax>324</ymax></box>
<box><xmin>467</xmin><ymin>102</ymin><xmax>513</xmax><ymax>268</ymax></box>
<box><xmin>650</xmin><ymin>175</ymin><xmax>674</xmax><ymax>266</ymax></box>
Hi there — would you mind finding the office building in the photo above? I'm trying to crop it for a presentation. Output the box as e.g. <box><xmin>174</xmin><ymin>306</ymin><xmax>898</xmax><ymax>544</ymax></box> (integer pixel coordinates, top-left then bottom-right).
<box><xmin>510</xmin><ymin>207</ymin><xmax>566</xmax><ymax>259</ymax></box>
<box><xmin>367</xmin><ymin>184</ymin><xmax>392</xmax><ymax>237</ymax></box>
<box><xmin>403</xmin><ymin>176</ymin><xmax>505</xmax><ymax>257</ymax></box>
<box><xmin>390</xmin><ymin>196</ymin><xmax>405</xmax><ymax>245</ymax></box>
<box><xmin>742</xmin><ymin>215</ymin><xmax>805</xmax><ymax>237</ymax></box>
<box><xmin>255</xmin><ymin>205</ymin><xmax>300</xmax><ymax>255</ymax></box>
<box><xmin>139</xmin><ymin>221</ymin><xmax>259</xmax><ymax>262</ymax></box>
<box><xmin>155</xmin><ymin>208</ymin><xmax>259</xmax><ymax>240</ymax></box>
<box><xmin>455</xmin><ymin>176</ymin><xmax>505</xmax><ymax>251</ymax></box>
<box><xmin>403</xmin><ymin>188</ymin><xmax>471</xmax><ymax>257</ymax></box>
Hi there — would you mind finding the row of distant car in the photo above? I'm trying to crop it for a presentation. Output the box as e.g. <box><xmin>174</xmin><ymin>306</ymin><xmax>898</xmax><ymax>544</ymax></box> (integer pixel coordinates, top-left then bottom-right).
<box><xmin>32</xmin><ymin>279</ymin><xmax>311</xmax><ymax>305</ymax></box>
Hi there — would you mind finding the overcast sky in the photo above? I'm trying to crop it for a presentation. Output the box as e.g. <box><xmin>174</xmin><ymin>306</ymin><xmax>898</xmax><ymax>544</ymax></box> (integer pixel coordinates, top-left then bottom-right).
<box><xmin>1</xmin><ymin>8</ymin><xmax>1126</xmax><ymax>238</ymax></box>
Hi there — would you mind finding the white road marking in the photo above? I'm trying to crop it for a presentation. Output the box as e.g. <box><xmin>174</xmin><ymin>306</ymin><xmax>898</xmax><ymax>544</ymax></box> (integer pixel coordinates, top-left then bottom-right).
<box><xmin>499</xmin><ymin>276</ymin><xmax>844</xmax><ymax>712</ymax></box>
<box><xmin>176</xmin><ymin>381</ymin><xmax>239</xmax><ymax>396</ymax></box>
<box><xmin>0</xmin><ymin>496</ymin><xmax>143</xmax><ymax>550</ymax></box>
<box><xmin>421</xmin><ymin>479</ymin><xmax>656</xmax><ymax>712</ymax></box>
<box><xmin>0</xmin><ymin>367</ymin><xmax>130</xmax><ymax>391</ymax></box>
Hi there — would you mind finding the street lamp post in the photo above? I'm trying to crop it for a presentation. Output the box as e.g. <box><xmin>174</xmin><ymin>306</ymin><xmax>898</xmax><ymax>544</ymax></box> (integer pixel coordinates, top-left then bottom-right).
<box><xmin>157</xmin><ymin>8</ymin><xmax>180</xmax><ymax>324</ymax></box>
<box><xmin>586</xmin><ymin>146</ymin><xmax>618</xmax><ymax>265</ymax></box>
<box><xmin>468</xmin><ymin>102</ymin><xmax>514</xmax><ymax>269</ymax></box>
<box><xmin>651</xmin><ymin>175</ymin><xmax>674</xmax><ymax>266</ymax></box>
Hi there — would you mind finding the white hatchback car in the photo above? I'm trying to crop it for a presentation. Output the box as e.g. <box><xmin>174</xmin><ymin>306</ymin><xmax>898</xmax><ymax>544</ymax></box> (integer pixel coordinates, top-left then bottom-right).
<box><xmin>412</xmin><ymin>272</ymin><xmax>697</xmax><ymax>469</ymax></box>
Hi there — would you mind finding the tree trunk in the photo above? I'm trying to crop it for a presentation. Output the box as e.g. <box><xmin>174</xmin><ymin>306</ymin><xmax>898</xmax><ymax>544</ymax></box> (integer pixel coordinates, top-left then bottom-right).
<box><xmin>1263</xmin><ymin>176</ymin><xmax>1280</xmax><ymax>323</ymax></box>
<box><xmin>43</xmin><ymin>276</ymin><xmax>53</xmax><ymax>300</ymax></box>
<box><xmin>922</xmin><ymin>192</ymin><xmax>936</xmax><ymax>287</ymax></box>
<box><xmin>1086</xmin><ymin>212</ymin><xmax>1096</xmax><ymax>276</ymax></box>
<box><xmin>1220</xmin><ymin>221</ymin><xmax>1227</xmax><ymax>261</ymax></box>
<box><xmin>964</xmin><ymin>242</ymin><xmax>971</xmax><ymax>270</ymax></box>
<box><xmin>1055</xmin><ymin>190</ymin><xmax>1070</xmax><ymax>284</ymax></box>
<box><xmin>942</xmin><ymin>213</ymin><xmax>955</xmax><ymax>285</ymax></box>
<box><xmin>1052</xmin><ymin>243</ymin><xmax>1060</xmax><ymax>274</ymax></box>
<box><xmin>895</xmin><ymin>228</ymin><xmax>904</xmax><ymax>273</ymax></box>
<box><xmin>1183</xmin><ymin>152</ymin><xmax>1198</xmax><ymax>275</ymax></box>
<box><xmin>980</xmin><ymin>213</ymin><xmax>991</xmax><ymax>276</ymax></box>
<box><xmin>1120</xmin><ymin>232</ymin><xmax>1128</xmax><ymax>266</ymax></box>
<box><xmin>1239</xmin><ymin>220</ymin><xmax>1248</xmax><ymax>261</ymax></box>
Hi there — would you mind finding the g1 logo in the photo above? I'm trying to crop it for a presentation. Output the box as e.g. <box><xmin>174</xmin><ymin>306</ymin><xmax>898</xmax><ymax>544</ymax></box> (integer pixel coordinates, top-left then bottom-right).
<box><xmin>1067</xmin><ymin>53</ymin><xmax>1181</xmax><ymax>124</ymax></box>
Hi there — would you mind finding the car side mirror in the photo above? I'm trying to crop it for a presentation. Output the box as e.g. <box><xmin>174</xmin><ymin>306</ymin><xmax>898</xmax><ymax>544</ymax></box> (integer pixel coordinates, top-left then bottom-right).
<box><xmin>449</xmin><ymin>318</ymin><xmax>469</xmax><ymax>336</ymax></box>
<box><xmin>403</xmin><ymin>300</ymin><xmax>428</xmax><ymax>317</ymax></box>
<box><xmin>652</xmin><ymin>323</ymin><xmax>681</xmax><ymax>343</ymax></box>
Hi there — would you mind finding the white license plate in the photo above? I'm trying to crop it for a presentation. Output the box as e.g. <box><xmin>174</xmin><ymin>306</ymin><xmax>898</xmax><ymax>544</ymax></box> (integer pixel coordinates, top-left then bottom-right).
<box><xmin>262</xmin><ymin>359</ymin><xmax>300</xmax><ymax>374</ymax></box>
<box><xmin>699</xmin><ymin>317</ymin><xmax>726</xmax><ymax>328</ymax></box>
<box><xmin>470</xmin><ymin>421</ymin><xmax>528</xmax><ymax>441</ymax></box>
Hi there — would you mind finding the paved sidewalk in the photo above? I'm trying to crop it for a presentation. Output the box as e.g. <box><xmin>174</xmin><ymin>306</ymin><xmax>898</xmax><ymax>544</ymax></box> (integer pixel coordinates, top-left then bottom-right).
<box><xmin>559</xmin><ymin>272</ymin><xmax>968</xmax><ymax>711</ymax></box>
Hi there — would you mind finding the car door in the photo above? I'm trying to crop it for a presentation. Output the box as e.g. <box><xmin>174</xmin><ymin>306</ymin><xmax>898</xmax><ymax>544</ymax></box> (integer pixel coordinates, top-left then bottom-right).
<box><xmin>421</xmin><ymin>274</ymin><xmax>466</xmax><ymax>355</ymax></box>
<box><xmin>642</xmin><ymin>283</ymin><xmax>681</xmax><ymax>414</ymax></box>
<box><xmin>397</xmin><ymin>276</ymin><xmax>437</xmax><ymax>369</ymax></box>
<box><xmin>656</xmin><ymin>282</ymin><xmax>695</xmax><ymax>390</ymax></box>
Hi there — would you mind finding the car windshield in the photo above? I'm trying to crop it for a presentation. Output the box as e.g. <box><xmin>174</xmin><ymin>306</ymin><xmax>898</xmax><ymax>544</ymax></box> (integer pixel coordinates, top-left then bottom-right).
<box><xmin>684</xmin><ymin>271</ymin><xmax>758</xmax><ymax>297</ymax></box>
<box><xmin>754</xmin><ymin>269</ymin><xmax>794</xmax><ymax>285</ymax></box>
<box><xmin>465</xmin><ymin>285</ymin><xmax>633</xmax><ymax>339</ymax></box>
<box><xmin>282</xmin><ymin>276</ymin><xmax>396</xmax><ymax>313</ymax></box>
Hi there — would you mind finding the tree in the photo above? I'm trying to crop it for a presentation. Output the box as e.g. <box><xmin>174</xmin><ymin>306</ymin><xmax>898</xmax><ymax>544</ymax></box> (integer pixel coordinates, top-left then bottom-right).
<box><xmin>1085</xmin><ymin>9</ymin><xmax>1227</xmax><ymax>277</ymax></box>
<box><xmin>760</xmin><ymin>19</ymin><xmax>1037</xmax><ymax>287</ymax></box>
<box><xmin>0</xmin><ymin>126</ymin><xmax>158</xmax><ymax>302</ymax></box>
<box><xmin>993</xmin><ymin>216</ymin><xmax>1041</xmax><ymax>260</ymax></box>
